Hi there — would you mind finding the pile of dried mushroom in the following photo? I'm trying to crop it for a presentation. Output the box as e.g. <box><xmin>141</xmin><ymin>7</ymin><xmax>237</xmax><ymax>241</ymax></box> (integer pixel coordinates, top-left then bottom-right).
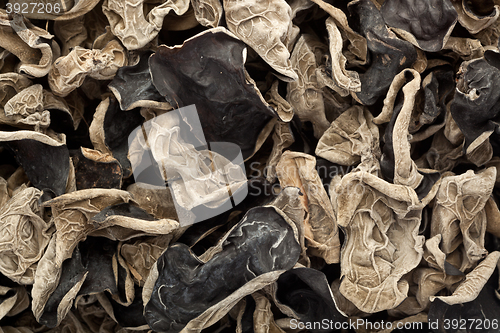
<box><xmin>2</xmin><ymin>0</ymin><xmax>500</xmax><ymax>332</ymax></box>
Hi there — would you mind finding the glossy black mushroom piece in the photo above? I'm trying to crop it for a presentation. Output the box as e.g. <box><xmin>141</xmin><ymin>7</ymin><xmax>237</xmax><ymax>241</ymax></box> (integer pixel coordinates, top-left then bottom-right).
<box><xmin>0</xmin><ymin>131</ymin><xmax>69</xmax><ymax>201</ymax></box>
<box><xmin>275</xmin><ymin>268</ymin><xmax>346</xmax><ymax>332</ymax></box>
<box><xmin>108</xmin><ymin>51</ymin><xmax>172</xmax><ymax>111</ymax></box>
<box><xmin>380</xmin><ymin>0</ymin><xmax>457</xmax><ymax>52</ymax></box>
<box><xmin>149</xmin><ymin>27</ymin><xmax>278</xmax><ymax>160</ymax></box>
<box><xmin>144</xmin><ymin>206</ymin><xmax>301</xmax><ymax>333</ymax></box>
<box><xmin>450</xmin><ymin>57</ymin><xmax>500</xmax><ymax>157</ymax></box>
<box><xmin>349</xmin><ymin>0</ymin><xmax>417</xmax><ymax>105</ymax></box>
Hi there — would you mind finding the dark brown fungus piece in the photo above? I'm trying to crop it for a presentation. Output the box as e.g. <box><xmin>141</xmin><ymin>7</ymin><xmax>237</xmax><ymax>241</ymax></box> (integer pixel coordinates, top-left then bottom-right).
<box><xmin>149</xmin><ymin>28</ymin><xmax>278</xmax><ymax>160</ymax></box>
<box><xmin>409</xmin><ymin>67</ymin><xmax>455</xmax><ymax>140</ymax></box>
<box><xmin>90</xmin><ymin>97</ymin><xmax>144</xmax><ymax>178</ymax></box>
<box><xmin>0</xmin><ymin>131</ymin><xmax>69</xmax><ymax>201</ymax></box>
<box><xmin>144</xmin><ymin>206</ymin><xmax>300</xmax><ymax>332</ymax></box>
<box><xmin>450</xmin><ymin>57</ymin><xmax>500</xmax><ymax>159</ymax></box>
<box><xmin>108</xmin><ymin>51</ymin><xmax>172</xmax><ymax>111</ymax></box>
<box><xmin>380</xmin><ymin>0</ymin><xmax>458</xmax><ymax>52</ymax></box>
<box><xmin>275</xmin><ymin>268</ymin><xmax>346</xmax><ymax>331</ymax></box>
<box><xmin>106</xmin><ymin>285</ymin><xmax>148</xmax><ymax>329</ymax></box>
<box><xmin>71</xmin><ymin>147</ymin><xmax>122</xmax><ymax>190</ymax></box>
<box><xmin>349</xmin><ymin>0</ymin><xmax>417</xmax><ymax>105</ymax></box>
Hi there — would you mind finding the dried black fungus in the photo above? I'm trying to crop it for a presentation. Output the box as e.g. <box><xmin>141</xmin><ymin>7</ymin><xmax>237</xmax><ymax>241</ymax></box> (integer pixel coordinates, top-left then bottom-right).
<box><xmin>350</xmin><ymin>0</ymin><xmax>417</xmax><ymax>105</ymax></box>
<box><xmin>109</xmin><ymin>51</ymin><xmax>170</xmax><ymax>111</ymax></box>
<box><xmin>381</xmin><ymin>0</ymin><xmax>458</xmax><ymax>52</ymax></box>
<box><xmin>0</xmin><ymin>131</ymin><xmax>69</xmax><ymax>201</ymax></box>
<box><xmin>276</xmin><ymin>268</ymin><xmax>346</xmax><ymax>333</ymax></box>
<box><xmin>451</xmin><ymin>58</ymin><xmax>500</xmax><ymax>151</ymax></box>
<box><xmin>149</xmin><ymin>28</ymin><xmax>278</xmax><ymax>159</ymax></box>
<box><xmin>144</xmin><ymin>206</ymin><xmax>301</xmax><ymax>332</ymax></box>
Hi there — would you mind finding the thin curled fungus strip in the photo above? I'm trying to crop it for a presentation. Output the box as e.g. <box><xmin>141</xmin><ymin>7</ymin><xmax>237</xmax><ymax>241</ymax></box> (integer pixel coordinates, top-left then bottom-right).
<box><xmin>430</xmin><ymin>251</ymin><xmax>500</xmax><ymax>305</ymax></box>
<box><xmin>325</xmin><ymin>17</ymin><xmax>361</xmax><ymax>93</ymax></box>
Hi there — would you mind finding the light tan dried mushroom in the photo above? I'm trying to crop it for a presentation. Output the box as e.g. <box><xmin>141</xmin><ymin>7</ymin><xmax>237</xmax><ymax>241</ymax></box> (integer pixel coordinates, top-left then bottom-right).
<box><xmin>3</xmin><ymin>85</ymin><xmax>49</xmax><ymax>132</ymax></box>
<box><xmin>224</xmin><ymin>0</ymin><xmax>298</xmax><ymax>81</ymax></box>
<box><xmin>276</xmin><ymin>151</ymin><xmax>340</xmax><ymax>264</ymax></box>
<box><xmin>265</xmin><ymin>121</ymin><xmax>294</xmax><ymax>183</ymax></box>
<box><xmin>430</xmin><ymin>251</ymin><xmax>500</xmax><ymax>305</ymax></box>
<box><xmin>0</xmin><ymin>285</ymin><xmax>29</xmax><ymax>320</ymax></box>
<box><xmin>325</xmin><ymin>17</ymin><xmax>361</xmax><ymax>94</ymax></box>
<box><xmin>48</xmin><ymin>40</ymin><xmax>127</xmax><ymax>97</ymax></box>
<box><xmin>451</xmin><ymin>0</ymin><xmax>500</xmax><ymax>35</ymax></box>
<box><xmin>270</xmin><ymin>187</ymin><xmax>310</xmax><ymax>267</ymax></box>
<box><xmin>102</xmin><ymin>0</ymin><xmax>190</xmax><ymax>50</ymax></box>
<box><xmin>0</xmin><ymin>74</ymin><xmax>32</xmax><ymax>108</ymax></box>
<box><xmin>130</xmin><ymin>111</ymin><xmax>247</xmax><ymax>211</ymax></box>
<box><xmin>0</xmin><ymin>187</ymin><xmax>52</xmax><ymax>285</ymax></box>
<box><xmin>191</xmin><ymin>0</ymin><xmax>223</xmax><ymax>27</ymax></box>
<box><xmin>332</xmin><ymin>171</ymin><xmax>430</xmax><ymax>313</ymax></box>
<box><xmin>316</xmin><ymin>105</ymin><xmax>380</xmax><ymax>170</ymax></box>
<box><xmin>53</xmin><ymin>17</ymin><xmax>88</xmax><ymax>56</ymax></box>
<box><xmin>287</xmin><ymin>34</ymin><xmax>331</xmax><ymax>139</ymax></box>
<box><xmin>265</xmin><ymin>80</ymin><xmax>294</xmax><ymax>123</ymax></box>
<box><xmin>120</xmin><ymin>235</ymin><xmax>172</xmax><ymax>286</ymax></box>
<box><xmin>430</xmin><ymin>167</ymin><xmax>496</xmax><ymax>271</ymax></box>
<box><xmin>309</xmin><ymin>0</ymin><xmax>367</xmax><ymax>64</ymax></box>
<box><xmin>0</xmin><ymin>13</ymin><xmax>59</xmax><ymax>78</ymax></box>
<box><xmin>179</xmin><ymin>271</ymin><xmax>286</xmax><ymax>333</ymax></box>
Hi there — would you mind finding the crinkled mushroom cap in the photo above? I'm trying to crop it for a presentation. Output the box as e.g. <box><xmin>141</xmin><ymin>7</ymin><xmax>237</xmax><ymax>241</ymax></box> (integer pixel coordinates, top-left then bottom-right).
<box><xmin>0</xmin><ymin>187</ymin><xmax>52</xmax><ymax>285</ymax></box>
<box><xmin>430</xmin><ymin>168</ymin><xmax>496</xmax><ymax>270</ymax></box>
<box><xmin>332</xmin><ymin>170</ymin><xmax>432</xmax><ymax>313</ymax></box>
<box><xmin>381</xmin><ymin>0</ymin><xmax>458</xmax><ymax>52</ymax></box>
<box><xmin>48</xmin><ymin>40</ymin><xmax>127</xmax><ymax>97</ymax></box>
<box><xmin>316</xmin><ymin>105</ymin><xmax>380</xmax><ymax>168</ymax></box>
<box><xmin>223</xmin><ymin>0</ymin><xmax>298</xmax><ymax>81</ymax></box>
<box><xmin>102</xmin><ymin>0</ymin><xmax>190</xmax><ymax>50</ymax></box>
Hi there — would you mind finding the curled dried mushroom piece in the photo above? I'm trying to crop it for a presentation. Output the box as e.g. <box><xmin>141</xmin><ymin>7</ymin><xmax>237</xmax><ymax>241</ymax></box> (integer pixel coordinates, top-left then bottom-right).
<box><xmin>48</xmin><ymin>40</ymin><xmax>127</xmax><ymax>97</ymax></box>
<box><xmin>0</xmin><ymin>187</ymin><xmax>52</xmax><ymax>285</ymax></box>
<box><xmin>333</xmin><ymin>170</ymin><xmax>428</xmax><ymax>313</ymax></box>
<box><xmin>224</xmin><ymin>0</ymin><xmax>298</xmax><ymax>81</ymax></box>
<box><xmin>430</xmin><ymin>168</ymin><xmax>496</xmax><ymax>271</ymax></box>
<box><xmin>102</xmin><ymin>0</ymin><xmax>190</xmax><ymax>50</ymax></box>
<box><xmin>144</xmin><ymin>206</ymin><xmax>300</xmax><ymax>332</ymax></box>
